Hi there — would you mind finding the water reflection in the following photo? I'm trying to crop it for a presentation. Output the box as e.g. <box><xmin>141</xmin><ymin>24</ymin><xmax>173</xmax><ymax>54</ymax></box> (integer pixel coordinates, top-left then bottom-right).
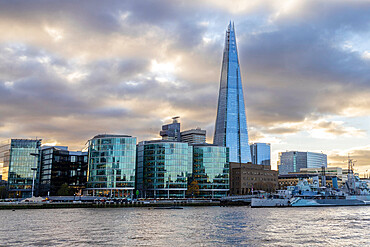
<box><xmin>0</xmin><ymin>207</ymin><xmax>369</xmax><ymax>246</ymax></box>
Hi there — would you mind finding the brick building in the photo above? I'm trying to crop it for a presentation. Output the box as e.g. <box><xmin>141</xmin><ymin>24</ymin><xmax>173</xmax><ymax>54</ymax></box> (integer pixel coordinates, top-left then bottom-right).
<box><xmin>230</xmin><ymin>163</ymin><xmax>278</xmax><ymax>195</ymax></box>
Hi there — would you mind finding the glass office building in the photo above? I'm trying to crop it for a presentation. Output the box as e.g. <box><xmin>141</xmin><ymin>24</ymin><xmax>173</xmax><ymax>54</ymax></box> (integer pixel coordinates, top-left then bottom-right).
<box><xmin>0</xmin><ymin>139</ymin><xmax>41</xmax><ymax>198</ymax></box>
<box><xmin>137</xmin><ymin>140</ymin><xmax>192</xmax><ymax>199</ymax></box>
<box><xmin>192</xmin><ymin>144</ymin><xmax>229</xmax><ymax>198</ymax></box>
<box><xmin>86</xmin><ymin>134</ymin><xmax>136</xmax><ymax>198</ymax></box>
<box><xmin>39</xmin><ymin>146</ymin><xmax>88</xmax><ymax>196</ymax></box>
<box><xmin>213</xmin><ymin>22</ymin><xmax>252</xmax><ymax>163</ymax></box>
<box><xmin>278</xmin><ymin>151</ymin><xmax>327</xmax><ymax>175</ymax></box>
<box><xmin>250</xmin><ymin>143</ymin><xmax>271</xmax><ymax>165</ymax></box>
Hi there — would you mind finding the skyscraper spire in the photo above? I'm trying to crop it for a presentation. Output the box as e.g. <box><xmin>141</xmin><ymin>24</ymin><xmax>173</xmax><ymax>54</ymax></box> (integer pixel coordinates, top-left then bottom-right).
<box><xmin>213</xmin><ymin>22</ymin><xmax>252</xmax><ymax>163</ymax></box>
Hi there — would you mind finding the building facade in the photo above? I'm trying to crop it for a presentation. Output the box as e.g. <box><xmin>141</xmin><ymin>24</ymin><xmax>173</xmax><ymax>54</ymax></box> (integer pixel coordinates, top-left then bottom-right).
<box><xmin>213</xmin><ymin>22</ymin><xmax>252</xmax><ymax>163</ymax></box>
<box><xmin>278</xmin><ymin>151</ymin><xmax>327</xmax><ymax>175</ymax></box>
<box><xmin>180</xmin><ymin>128</ymin><xmax>206</xmax><ymax>144</ymax></box>
<box><xmin>192</xmin><ymin>144</ymin><xmax>229</xmax><ymax>198</ymax></box>
<box><xmin>278</xmin><ymin>174</ymin><xmax>337</xmax><ymax>190</ymax></box>
<box><xmin>230</xmin><ymin>163</ymin><xmax>278</xmax><ymax>195</ymax></box>
<box><xmin>86</xmin><ymin>134</ymin><xmax>136</xmax><ymax>198</ymax></box>
<box><xmin>160</xmin><ymin>117</ymin><xmax>181</xmax><ymax>141</ymax></box>
<box><xmin>250</xmin><ymin>143</ymin><xmax>271</xmax><ymax>165</ymax></box>
<box><xmin>39</xmin><ymin>146</ymin><xmax>88</xmax><ymax>196</ymax></box>
<box><xmin>0</xmin><ymin>139</ymin><xmax>41</xmax><ymax>198</ymax></box>
<box><xmin>137</xmin><ymin>140</ymin><xmax>192</xmax><ymax>199</ymax></box>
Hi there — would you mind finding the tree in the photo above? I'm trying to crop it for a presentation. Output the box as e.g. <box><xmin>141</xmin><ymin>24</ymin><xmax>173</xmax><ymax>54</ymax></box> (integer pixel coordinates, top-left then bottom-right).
<box><xmin>0</xmin><ymin>186</ymin><xmax>8</xmax><ymax>199</ymax></box>
<box><xmin>57</xmin><ymin>183</ymin><xmax>74</xmax><ymax>196</ymax></box>
<box><xmin>186</xmin><ymin>180</ymin><xmax>200</xmax><ymax>197</ymax></box>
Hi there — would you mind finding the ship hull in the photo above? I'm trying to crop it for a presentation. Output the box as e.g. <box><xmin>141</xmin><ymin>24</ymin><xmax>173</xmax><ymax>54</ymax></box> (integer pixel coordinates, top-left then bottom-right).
<box><xmin>251</xmin><ymin>198</ymin><xmax>290</xmax><ymax>208</ymax></box>
<box><xmin>291</xmin><ymin>196</ymin><xmax>370</xmax><ymax>207</ymax></box>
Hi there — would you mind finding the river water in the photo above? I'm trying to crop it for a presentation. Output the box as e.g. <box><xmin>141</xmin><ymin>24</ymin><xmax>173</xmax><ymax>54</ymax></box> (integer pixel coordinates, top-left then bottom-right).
<box><xmin>0</xmin><ymin>206</ymin><xmax>369</xmax><ymax>246</ymax></box>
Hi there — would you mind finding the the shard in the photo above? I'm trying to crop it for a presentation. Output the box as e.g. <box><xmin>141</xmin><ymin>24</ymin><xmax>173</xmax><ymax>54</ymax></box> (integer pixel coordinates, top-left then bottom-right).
<box><xmin>213</xmin><ymin>22</ymin><xmax>252</xmax><ymax>163</ymax></box>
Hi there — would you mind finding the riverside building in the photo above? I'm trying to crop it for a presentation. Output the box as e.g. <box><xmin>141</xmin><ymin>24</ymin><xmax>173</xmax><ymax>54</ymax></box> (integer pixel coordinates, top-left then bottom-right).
<box><xmin>192</xmin><ymin>144</ymin><xmax>229</xmax><ymax>198</ymax></box>
<box><xmin>86</xmin><ymin>134</ymin><xmax>136</xmax><ymax>198</ymax></box>
<box><xmin>39</xmin><ymin>146</ymin><xmax>87</xmax><ymax>196</ymax></box>
<box><xmin>213</xmin><ymin>22</ymin><xmax>252</xmax><ymax>163</ymax></box>
<box><xmin>230</xmin><ymin>163</ymin><xmax>278</xmax><ymax>195</ymax></box>
<box><xmin>136</xmin><ymin>140</ymin><xmax>192</xmax><ymax>199</ymax></box>
<box><xmin>0</xmin><ymin>139</ymin><xmax>41</xmax><ymax>198</ymax></box>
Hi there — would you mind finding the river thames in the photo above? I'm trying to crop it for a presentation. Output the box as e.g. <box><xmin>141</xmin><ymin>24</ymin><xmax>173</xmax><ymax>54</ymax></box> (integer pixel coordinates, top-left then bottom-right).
<box><xmin>0</xmin><ymin>206</ymin><xmax>369</xmax><ymax>246</ymax></box>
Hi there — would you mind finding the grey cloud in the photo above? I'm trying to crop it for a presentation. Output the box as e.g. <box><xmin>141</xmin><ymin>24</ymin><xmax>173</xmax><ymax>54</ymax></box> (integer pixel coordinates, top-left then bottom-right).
<box><xmin>275</xmin><ymin>1</ymin><xmax>370</xmax><ymax>32</ymax></box>
<box><xmin>0</xmin><ymin>0</ymin><xmax>369</xmax><ymax>155</ymax></box>
<box><xmin>240</xmin><ymin>19</ymin><xmax>370</xmax><ymax>127</ymax></box>
<box><xmin>0</xmin><ymin>0</ymin><xmax>123</xmax><ymax>34</ymax></box>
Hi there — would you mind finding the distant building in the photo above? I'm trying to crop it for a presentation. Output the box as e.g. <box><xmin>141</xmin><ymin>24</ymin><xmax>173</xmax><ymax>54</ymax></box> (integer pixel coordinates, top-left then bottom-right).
<box><xmin>250</xmin><ymin>143</ymin><xmax>271</xmax><ymax>165</ymax></box>
<box><xmin>180</xmin><ymin>128</ymin><xmax>206</xmax><ymax>144</ymax></box>
<box><xmin>278</xmin><ymin>174</ymin><xmax>338</xmax><ymax>190</ymax></box>
<box><xmin>0</xmin><ymin>139</ymin><xmax>41</xmax><ymax>198</ymax></box>
<box><xmin>137</xmin><ymin>140</ymin><xmax>192</xmax><ymax>199</ymax></box>
<box><xmin>230</xmin><ymin>163</ymin><xmax>278</xmax><ymax>195</ymax></box>
<box><xmin>39</xmin><ymin>146</ymin><xmax>88</xmax><ymax>196</ymax></box>
<box><xmin>299</xmin><ymin>167</ymin><xmax>345</xmax><ymax>181</ymax></box>
<box><xmin>192</xmin><ymin>144</ymin><xmax>229</xmax><ymax>198</ymax></box>
<box><xmin>278</xmin><ymin>151</ymin><xmax>327</xmax><ymax>175</ymax></box>
<box><xmin>86</xmin><ymin>134</ymin><xmax>137</xmax><ymax>198</ymax></box>
<box><xmin>160</xmin><ymin>117</ymin><xmax>181</xmax><ymax>141</ymax></box>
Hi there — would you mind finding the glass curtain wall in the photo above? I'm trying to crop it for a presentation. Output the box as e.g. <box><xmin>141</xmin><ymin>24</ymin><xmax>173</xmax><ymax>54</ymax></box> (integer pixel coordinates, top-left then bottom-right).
<box><xmin>137</xmin><ymin>141</ymin><xmax>192</xmax><ymax>199</ymax></box>
<box><xmin>87</xmin><ymin>135</ymin><xmax>136</xmax><ymax>198</ymax></box>
<box><xmin>213</xmin><ymin>23</ymin><xmax>251</xmax><ymax>163</ymax></box>
<box><xmin>193</xmin><ymin>145</ymin><xmax>229</xmax><ymax>198</ymax></box>
<box><xmin>0</xmin><ymin>139</ymin><xmax>41</xmax><ymax>198</ymax></box>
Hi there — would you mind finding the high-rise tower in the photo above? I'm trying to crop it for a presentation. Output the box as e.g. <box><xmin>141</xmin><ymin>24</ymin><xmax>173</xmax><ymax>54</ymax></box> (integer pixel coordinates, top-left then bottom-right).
<box><xmin>213</xmin><ymin>22</ymin><xmax>252</xmax><ymax>163</ymax></box>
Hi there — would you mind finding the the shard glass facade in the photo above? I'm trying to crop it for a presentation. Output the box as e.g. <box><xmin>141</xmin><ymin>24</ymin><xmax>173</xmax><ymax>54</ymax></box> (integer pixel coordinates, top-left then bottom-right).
<box><xmin>213</xmin><ymin>22</ymin><xmax>252</xmax><ymax>163</ymax></box>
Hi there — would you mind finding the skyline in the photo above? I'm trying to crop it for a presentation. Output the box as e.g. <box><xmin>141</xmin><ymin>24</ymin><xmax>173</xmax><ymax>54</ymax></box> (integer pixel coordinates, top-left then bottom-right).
<box><xmin>0</xmin><ymin>1</ymin><xmax>369</xmax><ymax>173</ymax></box>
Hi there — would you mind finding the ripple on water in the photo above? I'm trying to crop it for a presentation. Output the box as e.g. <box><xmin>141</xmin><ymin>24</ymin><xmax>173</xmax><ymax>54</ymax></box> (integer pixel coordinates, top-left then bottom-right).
<box><xmin>0</xmin><ymin>207</ymin><xmax>369</xmax><ymax>246</ymax></box>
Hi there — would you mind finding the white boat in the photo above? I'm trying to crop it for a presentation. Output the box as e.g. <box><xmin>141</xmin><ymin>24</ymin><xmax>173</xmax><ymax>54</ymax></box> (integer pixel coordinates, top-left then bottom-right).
<box><xmin>251</xmin><ymin>190</ymin><xmax>291</xmax><ymax>208</ymax></box>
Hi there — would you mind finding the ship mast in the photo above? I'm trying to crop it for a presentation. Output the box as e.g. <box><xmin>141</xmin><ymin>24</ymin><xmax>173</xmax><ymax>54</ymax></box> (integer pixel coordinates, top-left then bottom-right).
<box><xmin>347</xmin><ymin>154</ymin><xmax>356</xmax><ymax>194</ymax></box>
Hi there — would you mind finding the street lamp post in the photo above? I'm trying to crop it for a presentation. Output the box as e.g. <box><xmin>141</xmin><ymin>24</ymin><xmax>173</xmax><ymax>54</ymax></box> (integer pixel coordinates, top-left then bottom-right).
<box><xmin>30</xmin><ymin>152</ymin><xmax>38</xmax><ymax>198</ymax></box>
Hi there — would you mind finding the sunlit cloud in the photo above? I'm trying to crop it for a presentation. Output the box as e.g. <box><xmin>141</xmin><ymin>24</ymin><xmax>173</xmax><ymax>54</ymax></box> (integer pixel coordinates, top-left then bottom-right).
<box><xmin>328</xmin><ymin>145</ymin><xmax>370</xmax><ymax>173</ymax></box>
<box><xmin>44</xmin><ymin>26</ymin><xmax>64</xmax><ymax>42</ymax></box>
<box><xmin>0</xmin><ymin>0</ymin><xmax>369</xmax><ymax>172</ymax></box>
<box><xmin>362</xmin><ymin>51</ymin><xmax>370</xmax><ymax>60</ymax></box>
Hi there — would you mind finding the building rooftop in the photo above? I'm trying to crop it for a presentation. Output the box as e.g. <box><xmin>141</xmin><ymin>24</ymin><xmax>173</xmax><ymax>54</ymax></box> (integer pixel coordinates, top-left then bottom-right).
<box><xmin>42</xmin><ymin>146</ymin><xmax>68</xmax><ymax>151</ymax></box>
<box><xmin>191</xmin><ymin>143</ymin><xmax>221</xmax><ymax>147</ymax></box>
<box><xmin>139</xmin><ymin>140</ymin><xmax>185</xmax><ymax>144</ymax></box>
<box><xmin>93</xmin><ymin>134</ymin><xmax>132</xmax><ymax>139</ymax></box>
<box><xmin>278</xmin><ymin>174</ymin><xmax>339</xmax><ymax>179</ymax></box>
<box><xmin>180</xmin><ymin>128</ymin><xmax>206</xmax><ymax>135</ymax></box>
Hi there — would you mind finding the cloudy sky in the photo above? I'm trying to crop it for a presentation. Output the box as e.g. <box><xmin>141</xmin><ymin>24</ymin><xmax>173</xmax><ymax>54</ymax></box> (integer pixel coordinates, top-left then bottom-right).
<box><xmin>0</xmin><ymin>0</ymin><xmax>369</xmax><ymax>174</ymax></box>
